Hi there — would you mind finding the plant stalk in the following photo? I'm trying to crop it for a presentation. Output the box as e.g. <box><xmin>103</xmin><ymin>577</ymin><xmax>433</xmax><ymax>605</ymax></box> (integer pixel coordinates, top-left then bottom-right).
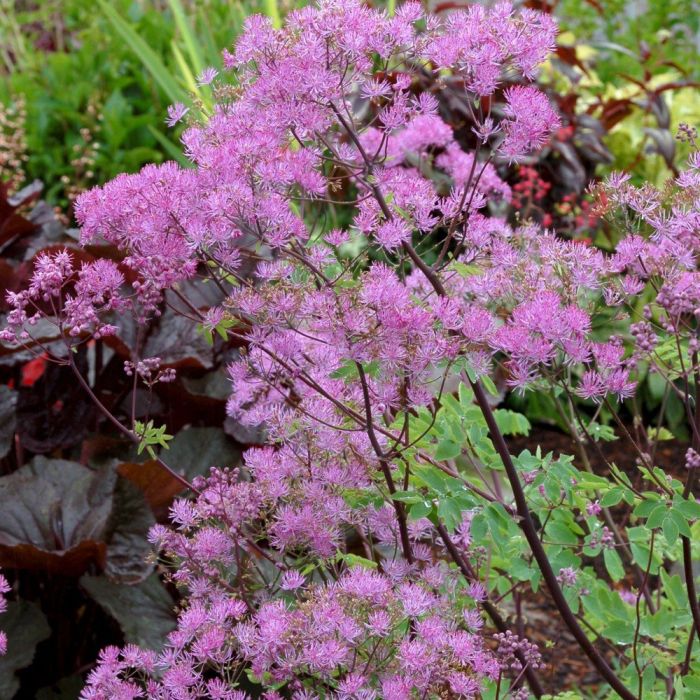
<box><xmin>470</xmin><ymin>379</ymin><xmax>635</xmax><ymax>700</ymax></box>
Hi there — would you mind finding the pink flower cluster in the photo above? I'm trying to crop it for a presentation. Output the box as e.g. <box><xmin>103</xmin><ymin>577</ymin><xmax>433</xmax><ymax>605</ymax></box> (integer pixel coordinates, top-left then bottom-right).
<box><xmin>82</xmin><ymin>567</ymin><xmax>496</xmax><ymax>700</ymax></box>
<box><xmin>596</xmin><ymin>152</ymin><xmax>700</xmax><ymax>379</ymax></box>
<box><xmin>71</xmin><ymin>0</ymin><xmax>559</xmax><ymax>312</ymax></box>
<box><xmin>0</xmin><ymin>570</ymin><xmax>8</xmax><ymax>656</ymax></box>
<box><xmin>9</xmin><ymin>1</ymin><xmax>579</xmax><ymax>697</ymax></box>
<box><xmin>1</xmin><ymin>250</ymin><xmax>125</xmax><ymax>346</ymax></box>
<box><xmin>124</xmin><ymin>357</ymin><xmax>177</xmax><ymax>386</ymax></box>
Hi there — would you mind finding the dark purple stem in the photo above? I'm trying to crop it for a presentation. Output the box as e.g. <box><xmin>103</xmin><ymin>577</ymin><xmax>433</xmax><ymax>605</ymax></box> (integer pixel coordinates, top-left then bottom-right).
<box><xmin>68</xmin><ymin>355</ymin><xmax>197</xmax><ymax>494</ymax></box>
<box><xmin>470</xmin><ymin>379</ymin><xmax>634</xmax><ymax>700</ymax></box>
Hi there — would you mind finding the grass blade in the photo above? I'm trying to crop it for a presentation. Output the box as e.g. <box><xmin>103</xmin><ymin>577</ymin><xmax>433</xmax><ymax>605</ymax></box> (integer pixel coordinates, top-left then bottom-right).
<box><xmin>166</xmin><ymin>0</ymin><xmax>205</xmax><ymax>78</ymax></box>
<box><xmin>170</xmin><ymin>41</ymin><xmax>212</xmax><ymax>110</ymax></box>
<box><xmin>171</xmin><ymin>41</ymin><xmax>198</xmax><ymax>95</ymax></box>
<box><xmin>98</xmin><ymin>0</ymin><xmax>186</xmax><ymax>105</ymax></box>
<box><xmin>196</xmin><ymin>9</ymin><xmax>222</xmax><ymax>67</ymax></box>
<box><xmin>147</xmin><ymin>125</ymin><xmax>191</xmax><ymax>168</ymax></box>
<box><xmin>262</xmin><ymin>0</ymin><xmax>282</xmax><ymax>29</ymax></box>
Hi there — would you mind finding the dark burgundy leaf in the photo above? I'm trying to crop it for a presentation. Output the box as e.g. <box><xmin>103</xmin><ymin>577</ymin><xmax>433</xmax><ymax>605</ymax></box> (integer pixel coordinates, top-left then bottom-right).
<box><xmin>0</xmin><ymin>600</ymin><xmax>51</xmax><ymax>698</ymax></box>
<box><xmin>6</xmin><ymin>180</ymin><xmax>43</xmax><ymax>209</ymax></box>
<box><xmin>0</xmin><ymin>214</ymin><xmax>36</xmax><ymax>248</ymax></box>
<box><xmin>583</xmin><ymin>0</ymin><xmax>604</xmax><ymax>13</ymax></box>
<box><xmin>166</xmin><ymin>426</ymin><xmax>241</xmax><ymax>480</ymax></box>
<box><xmin>557</xmin><ymin>93</ymin><xmax>579</xmax><ymax>117</ymax></box>
<box><xmin>224</xmin><ymin>416</ymin><xmax>267</xmax><ymax>446</ymax></box>
<box><xmin>555</xmin><ymin>46</ymin><xmax>590</xmax><ymax>77</ymax></box>
<box><xmin>117</xmin><ymin>459</ymin><xmax>185</xmax><ymax>511</ymax></box>
<box><xmin>101</xmin><ymin>476</ymin><xmax>155</xmax><ymax>583</ymax></box>
<box><xmin>432</xmin><ymin>2</ymin><xmax>471</xmax><ymax>13</ymax></box>
<box><xmin>16</xmin><ymin>351</ymin><xmax>93</xmax><ymax>453</ymax></box>
<box><xmin>108</xmin><ymin>305</ymin><xmax>214</xmax><ymax>369</ymax></box>
<box><xmin>181</xmin><ymin>369</ymin><xmax>230</xmax><ymax>400</ymax></box>
<box><xmin>80</xmin><ymin>573</ymin><xmax>176</xmax><ymax>650</ymax></box>
<box><xmin>647</xmin><ymin>92</ymin><xmax>671</xmax><ymax>130</ymax></box>
<box><xmin>597</xmin><ymin>98</ymin><xmax>634</xmax><ymax>131</ymax></box>
<box><xmin>643</xmin><ymin>127</ymin><xmax>677</xmax><ymax>171</ymax></box>
<box><xmin>550</xmin><ymin>140</ymin><xmax>588</xmax><ymax>193</ymax></box>
<box><xmin>0</xmin><ymin>385</ymin><xmax>17</xmax><ymax>459</ymax></box>
<box><xmin>0</xmin><ymin>260</ymin><xmax>17</xmax><ymax>306</ymax></box>
<box><xmin>0</xmin><ymin>458</ymin><xmax>115</xmax><ymax>575</ymax></box>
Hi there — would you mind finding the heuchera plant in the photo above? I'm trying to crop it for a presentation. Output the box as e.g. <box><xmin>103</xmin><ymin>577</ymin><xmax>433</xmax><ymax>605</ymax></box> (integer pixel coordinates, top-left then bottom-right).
<box><xmin>4</xmin><ymin>1</ymin><xmax>700</xmax><ymax>698</ymax></box>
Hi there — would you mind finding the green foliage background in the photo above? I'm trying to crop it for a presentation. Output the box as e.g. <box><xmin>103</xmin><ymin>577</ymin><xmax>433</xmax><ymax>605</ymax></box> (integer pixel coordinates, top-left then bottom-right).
<box><xmin>0</xmin><ymin>0</ymin><xmax>285</xmax><ymax>205</ymax></box>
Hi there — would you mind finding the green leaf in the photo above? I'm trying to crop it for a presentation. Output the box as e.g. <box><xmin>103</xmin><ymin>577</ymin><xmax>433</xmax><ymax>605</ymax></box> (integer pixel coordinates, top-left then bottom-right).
<box><xmin>648</xmin><ymin>426</ymin><xmax>674</xmax><ymax>441</ymax></box>
<box><xmin>482</xmin><ymin>503</ymin><xmax>513</xmax><ymax>541</ymax></box>
<box><xmin>391</xmin><ymin>491</ymin><xmax>423</xmax><ymax>504</ymax></box>
<box><xmin>600</xmin><ymin>487</ymin><xmax>625</xmax><ymax>507</ymax></box>
<box><xmin>543</xmin><ymin>474</ymin><xmax>561</xmax><ymax>502</ymax></box>
<box><xmin>586</xmin><ymin>421</ymin><xmax>618</xmax><ymax>442</ymax></box>
<box><xmin>646</xmin><ymin>503</ymin><xmax>669</xmax><ymax>529</ymax></box>
<box><xmin>458</xmin><ymin>383</ymin><xmax>474</xmax><ymax>407</ymax></box>
<box><xmin>343</xmin><ymin>489</ymin><xmax>382</xmax><ymax>509</ymax></box>
<box><xmin>408</xmin><ymin>500</ymin><xmax>433</xmax><ymax>520</ymax></box>
<box><xmin>603</xmin><ymin>619</ymin><xmax>635</xmax><ymax>644</ymax></box>
<box><xmin>604</xmin><ymin>548</ymin><xmax>625</xmax><ymax>581</ymax></box>
<box><xmin>262</xmin><ymin>0</ymin><xmax>282</xmax><ymax>28</ymax></box>
<box><xmin>641</xmin><ymin>608</ymin><xmax>690</xmax><ymax>638</ymax></box>
<box><xmin>98</xmin><ymin>1</ymin><xmax>187</xmax><ymax>105</ymax></box>
<box><xmin>171</xmin><ymin>35</ymin><xmax>200</xmax><ymax>97</ymax></box>
<box><xmin>337</xmin><ymin>552</ymin><xmax>378</xmax><ymax>570</ymax></box>
<box><xmin>642</xmin><ymin>664</ymin><xmax>657</xmax><ymax>695</ymax></box>
<box><xmin>564</xmin><ymin>584</ymin><xmax>581</xmax><ymax>612</ymax></box>
<box><xmin>668</xmin><ymin>508</ymin><xmax>692</xmax><ymax>537</ymax></box>
<box><xmin>675</xmin><ymin>498</ymin><xmax>700</xmax><ymax>520</ymax></box>
<box><xmin>147</xmin><ymin>125</ymin><xmax>191</xmax><ymax>168</ymax></box>
<box><xmin>134</xmin><ymin>420</ymin><xmax>174</xmax><ymax>456</ymax></box>
<box><xmin>630</xmin><ymin>542</ymin><xmax>661</xmax><ymax>574</ymax></box>
<box><xmin>493</xmin><ymin>409</ymin><xmax>531</xmax><ymax>436</ymax></box>
<box><xmin>451</xmin><ymin>491</ymin><xmax>478</xmax><ymax>511</ymax></box>
<box><xmin>609</xmin><ymin>463</ymin><xmax>634</xmax><ymax>488</ymax></box>
<box><xmin>481</xmin><ymin>375</ymin><xmax>499</xmax><ymax>396</ymax></box>
<box><xmin>451</xmin><ymin>261</ymin><xmax>480</xmax><ymax>279</ymax></box>
<box><xmin>167</xmin><ymin>0</ymin><xmax>205</xmax><ymax>78</ymax></box>
<box><xmin>576</xmin><ymin>472</ymin><xmax>611</xmax><ymax>490</ymax></box>
<box><xmin>545</xmin><ymin>520</ymin><xmax>579</xmax><ymax>546</ymax></box>
<box><xmin>434</xmin><ymin>439</ymin><xmax>462</xmax><ymax>461</ymax></box>
<box><xmin>437</xmin><ymin>497</ymin><xmax>463</xmax><ymax>530</ymax></box>
<box><xmin>633</xmin><ymin>496</ymin><xmax>662</xmax><ymax>518</ymax></box>
<box><xmin>660</xmin><ymin>569</ymin><xmax>686</xmax><ymax>609</ymax></box>
<box><xmin>412</xmin><ymin>465</ymin><xmax>452</xmax><ymax>495</ymax></box>
<box><xmin>330</xmin><ymin>360</ymin><xmax>358</xmax><ymax>379</ymax></box>
<box><xmin>662</xmin><ymin>515</ymin><xmax>680</xmax><ymax>547</ymax></box>
<box><xmin>509</xmin><ymin>557</ymin><xmax>535</xmax><ymax>582</ymax></box>
<box><xmin>654</xmin><ymin>336</ymin><xmax>691</xmax><ymax>376</ymax></box>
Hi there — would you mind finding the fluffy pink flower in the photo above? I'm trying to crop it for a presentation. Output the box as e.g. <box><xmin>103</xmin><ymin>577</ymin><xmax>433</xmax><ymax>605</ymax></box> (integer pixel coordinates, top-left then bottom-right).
<box><xmin>165</xmin><ymin>102</ymin><xmax>189</xmax><ymax>126</ymax></box>
<box><xmin>196</xmin><ymin>67</ymin><xmax>219</xmax><ymax>85</ymax></box>
<box><xmin>498</xmin><ymin>86</ymin><xmax>560</xmax><ymax>162</ymax></box>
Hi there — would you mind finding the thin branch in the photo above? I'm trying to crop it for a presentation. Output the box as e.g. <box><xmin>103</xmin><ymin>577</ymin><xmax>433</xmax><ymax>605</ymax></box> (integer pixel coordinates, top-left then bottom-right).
<box><xmin>68</xmin><ymin>354</ymin><xmax>197</xmax><ymax>494</ymax></box>
<box><xmin>470</xmin><ymin>379</ymin><xmax>635</xmax><ymax>700</ymax></box>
